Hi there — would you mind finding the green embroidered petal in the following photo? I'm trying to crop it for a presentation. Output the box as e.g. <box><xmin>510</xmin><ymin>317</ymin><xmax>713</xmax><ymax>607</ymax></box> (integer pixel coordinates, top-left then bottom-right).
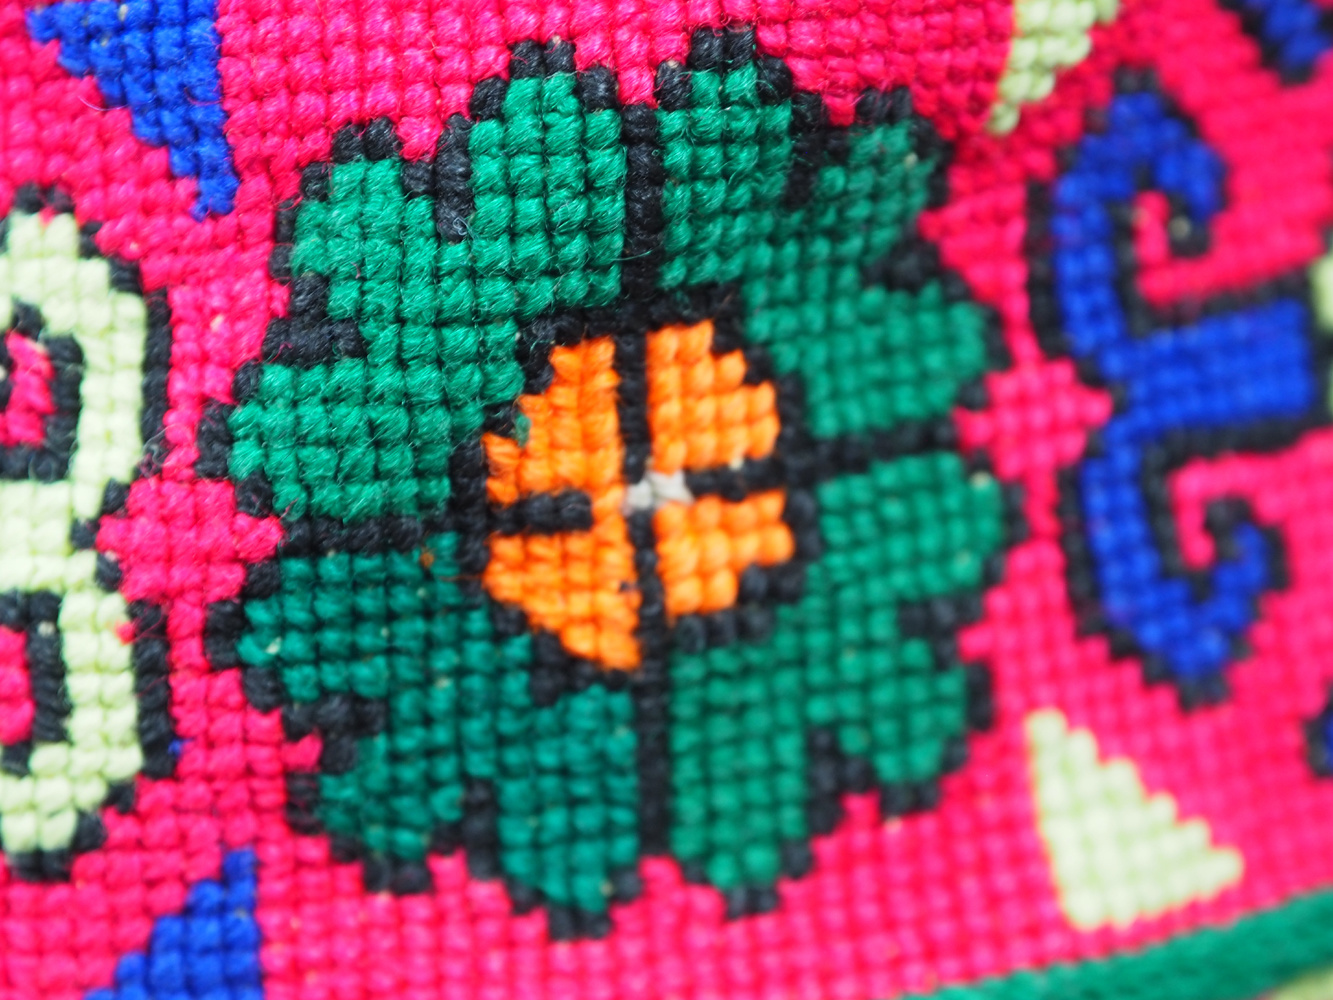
<box><xmin>656</xmin><ymin>68</ymin><xmax>992</xmax><ymax>438</ymax></box>
<box><xmin>238</xmin><ymin>534</ymin><xmax>639</xmax><ymax>913</ymax></box>
<box><xmin>667</xmin><ymin>452</ymin><xmax>1005</xmax><ymax>893</ymax></box>
<box><xmin>229</xmin><ymin>69</ymin><xmax>626</xmax><ymax>524</ymax></box>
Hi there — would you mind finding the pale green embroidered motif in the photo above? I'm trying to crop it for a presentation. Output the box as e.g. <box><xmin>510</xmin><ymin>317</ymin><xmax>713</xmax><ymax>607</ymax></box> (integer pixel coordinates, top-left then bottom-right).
<box><xmin>1026</xmin><ymin>708</ymin><xmax>1243</xmax><ymax>930</ymax></box>
<box><xmin>990</xmin><ymin>0</ymin><xmax>1119</xmax><ymax>133</ymax></box>
<box><xmin>1271</xmin><ymin>966</ymin><xmax>1333</xmax><ymax>1000</ymax></box>
<box><xmin>0</xmin><ymin>211</ymin><xmax>149</xmax><ymax>854</ymax></box>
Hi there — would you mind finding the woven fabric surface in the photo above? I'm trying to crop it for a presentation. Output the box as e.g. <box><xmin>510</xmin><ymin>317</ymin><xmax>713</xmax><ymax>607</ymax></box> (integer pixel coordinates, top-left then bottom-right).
<box><xmin>4</xmin><ymin>0</ymin><xmax>1333</xmax><ymax>996</ymax></box>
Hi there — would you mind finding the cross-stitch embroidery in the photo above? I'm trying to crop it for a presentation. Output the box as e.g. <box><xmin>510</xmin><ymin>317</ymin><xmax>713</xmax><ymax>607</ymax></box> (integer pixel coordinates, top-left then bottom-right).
<box><xmin>7</xmin><ymin>0</ymin><xmax>1333</xmax><ymax>996</ymax></box>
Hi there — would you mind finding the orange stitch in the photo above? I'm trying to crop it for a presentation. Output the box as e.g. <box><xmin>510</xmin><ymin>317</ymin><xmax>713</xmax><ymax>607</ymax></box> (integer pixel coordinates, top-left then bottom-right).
<box><xmin>646</xmin><ymin>320</ymin><xmax>781</xmax><ymax>474</ymax></box>
<box><xmin>655</xmin><ymin>491</ymin><xmax>795</xmax><ymax>619</ymax></box>
<box><xmin>483</xmin><ymin>337</ymin><xmax>641</xmax><ymax>669</ymax></box>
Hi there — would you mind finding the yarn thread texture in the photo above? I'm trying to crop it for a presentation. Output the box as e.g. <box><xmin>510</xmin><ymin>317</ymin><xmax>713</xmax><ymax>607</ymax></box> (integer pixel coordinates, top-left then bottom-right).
<box><xmin>5</xmin><ymin>0</ymin><xmax>1333</xmax><ymax>997</ymax></box>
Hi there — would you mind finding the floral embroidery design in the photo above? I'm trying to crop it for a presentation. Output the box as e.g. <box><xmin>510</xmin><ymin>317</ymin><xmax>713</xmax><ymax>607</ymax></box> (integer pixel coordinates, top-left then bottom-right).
<box><xmin>214</xmin><ymin>38</ymin><xmax>1008</xmax><ymax>925</ymax></box>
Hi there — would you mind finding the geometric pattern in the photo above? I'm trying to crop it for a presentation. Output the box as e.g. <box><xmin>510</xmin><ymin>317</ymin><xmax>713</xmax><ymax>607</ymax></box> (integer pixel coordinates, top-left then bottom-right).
<box><xmin>6</xmin><ymin>0</ymin><xmax>1333</xmax><ymax>997</ymax></box>
<box><xmin>27</xmin><ymin>0</ymin><xmax>237</xmax><ymax>217</ymax></box>
<box><xmin>1026</xmin><ymin>708</ymin><xmax>1242</xmax><ymax>930</ymax></box>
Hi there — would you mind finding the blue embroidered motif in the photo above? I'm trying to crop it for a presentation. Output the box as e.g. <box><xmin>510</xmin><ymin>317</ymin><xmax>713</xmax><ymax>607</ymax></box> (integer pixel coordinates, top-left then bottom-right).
<box><xmin>29</xmin><ymin>0</ymin><xmax>238</xmax><ymax>217</ymax></box>
<box><xmin>85</xmin><ymin>851</ymin><xmax>263</xmax><ymax>1000</ymax></box>
<box><xmin>1041</xmin><ymin>89</ymin><xmax>1322</xmax><ymax>701</ymax></box>
<box><xmin>1225</xmin><ymin>0</ymin><xmax>1332</xmax><ymax>82</ymax></box>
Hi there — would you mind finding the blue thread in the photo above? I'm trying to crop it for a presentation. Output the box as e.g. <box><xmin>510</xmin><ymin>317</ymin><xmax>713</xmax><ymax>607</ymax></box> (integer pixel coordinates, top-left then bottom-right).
<box><xmin>28</xmin><ymin>0</ymin><xmax>238</xmax><ymax>217</ymax></box>
<box><xmin>1227</xmin><ymin>0</ymin><xmax>1332</xmax><ymax>81</ymax></box>
<box><xmin>86</xmin><ymin>850</ymin><xmax>263</xmax><ymax>1000</ymax></box>
<box><xmin>1320</xmin><ymin>708</ymin><xmax>1333</xmax><ymax>766</ymax></box>
<box><xmin>1051</xmin><ymin>90</ymin><xmax>1319</xmax><ymax>690</ymax></box>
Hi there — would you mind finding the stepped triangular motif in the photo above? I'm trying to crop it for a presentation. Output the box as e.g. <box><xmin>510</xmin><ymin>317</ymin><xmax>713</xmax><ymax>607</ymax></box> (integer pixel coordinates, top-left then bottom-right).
<box><xmin>86</xmin><ymin>851</ymin><xmax>263</xmax><ymax>1000</ymax></box>
<box><xmin>1026</xmin><ymin>709</ymin><xmax>1243</xmax><ymax>930</ymax></box>
<box><xmin>27</xmin><ymin>0</ymin><xmax>238</xmax><ymax>216</ymax></box>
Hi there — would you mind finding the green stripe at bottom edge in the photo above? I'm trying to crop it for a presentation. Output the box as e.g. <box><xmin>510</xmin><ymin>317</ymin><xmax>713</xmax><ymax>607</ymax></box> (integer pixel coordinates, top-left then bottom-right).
<box><xmin>910</xmin><ymin>890</ymin><xmax>1333</xmax><ymax>1000</ymax></box>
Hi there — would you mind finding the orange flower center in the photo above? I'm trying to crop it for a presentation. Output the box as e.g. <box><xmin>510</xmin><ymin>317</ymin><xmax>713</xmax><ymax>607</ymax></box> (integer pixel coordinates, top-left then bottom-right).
<box><xmin>482</xmin><ymin>319</ymin><xmax>794</xmax><ymax>669</ymax></box>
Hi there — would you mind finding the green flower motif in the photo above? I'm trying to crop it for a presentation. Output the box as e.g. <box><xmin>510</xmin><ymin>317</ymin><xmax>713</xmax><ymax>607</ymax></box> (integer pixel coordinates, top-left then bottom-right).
<box><xmin>220</xmin><ymin>33</ymin><xmax>1008</xmax><ymax>930</ymax></box>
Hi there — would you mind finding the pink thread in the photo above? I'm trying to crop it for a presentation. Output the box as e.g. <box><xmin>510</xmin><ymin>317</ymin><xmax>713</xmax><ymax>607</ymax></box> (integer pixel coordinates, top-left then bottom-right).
<box><xmin>0</xmin><ymin>332</ymin><xmax>54</xmax><ymax>449</ymax></box>
<box><xmin>7</xmin><ymin>0</ymin><xmax>1333</xmax><ymax>996</ymax></box>
<box><xmin>0</xmin><ymin>627</ymin><xmax>31</xmax><ymax>746</ymax></box>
